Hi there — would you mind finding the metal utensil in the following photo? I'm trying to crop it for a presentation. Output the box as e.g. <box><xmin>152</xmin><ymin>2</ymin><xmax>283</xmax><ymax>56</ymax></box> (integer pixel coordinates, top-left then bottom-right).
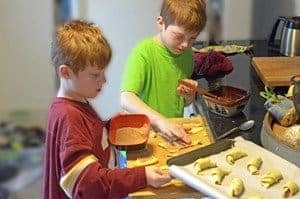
<box><xmin>216</xmin><ymin>120</ymin><xmax>255</xmax><ymax>140</ymax></box>
<box><xmin>158</xmin><ymin>132</ymin><xmax>187</xmax><ymax>146</ymax></box>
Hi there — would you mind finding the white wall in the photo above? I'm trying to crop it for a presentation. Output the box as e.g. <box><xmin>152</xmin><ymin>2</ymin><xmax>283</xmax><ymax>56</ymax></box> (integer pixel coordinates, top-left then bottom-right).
<box><xmin>222</xmin><ymin>0</ymin><xmax>300</xmax><ymax>40</ymax></box>
<box><xmin>0</xmin><ymin>0</ymin><xmax>55</xmax><ymax>113</ymax></box>
<box><xmin>222</xmin><ymin>0</ymin><xmax>253</xmax><ymax>40</ymax></box>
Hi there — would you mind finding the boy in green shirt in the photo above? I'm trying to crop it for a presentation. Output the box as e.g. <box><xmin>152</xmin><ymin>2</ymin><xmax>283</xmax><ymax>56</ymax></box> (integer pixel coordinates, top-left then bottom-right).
<box><xmin>121</xmin><ymin>0</ymin><xmax>207</xmax><ymax>143</ymax></box>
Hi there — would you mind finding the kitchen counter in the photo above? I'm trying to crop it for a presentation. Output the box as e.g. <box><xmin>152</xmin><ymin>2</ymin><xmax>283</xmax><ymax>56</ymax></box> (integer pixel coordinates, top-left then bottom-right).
<box><xmin>194</xmin><ymin>40</ymin><xmax>284</xmax><ymax>146</ymax></box>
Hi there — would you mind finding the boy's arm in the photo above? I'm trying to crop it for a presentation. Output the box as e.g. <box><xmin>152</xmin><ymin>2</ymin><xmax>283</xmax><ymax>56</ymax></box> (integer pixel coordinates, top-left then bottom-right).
<box><xmin>71</xmin><ymin>160</ymin><xmax>147</xmax><ymax>198</ymax></box>
<box><xmin>120</xmin><ymin>91</ymin><xmax>190</xmax><ymax>143</ymax></box>
<box><xmin>72</xmin><ymin>163</ymin><xmax>170</xmax><ymax>198</ymax></box>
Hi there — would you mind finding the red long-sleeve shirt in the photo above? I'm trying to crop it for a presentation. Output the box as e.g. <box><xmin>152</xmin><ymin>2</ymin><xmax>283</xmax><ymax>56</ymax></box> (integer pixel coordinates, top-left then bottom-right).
<box><xmin>42</xmin><ymin>97</ymin><xmax>147</xmax><ymax>199</ymax></box>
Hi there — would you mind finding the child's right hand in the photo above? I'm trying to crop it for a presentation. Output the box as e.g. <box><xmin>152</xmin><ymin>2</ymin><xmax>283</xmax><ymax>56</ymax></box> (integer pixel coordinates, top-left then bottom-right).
<box><xmin>145</xmin><ymin>166</ymin><xmax>171</xmax><ymax>188</ymax></box>
<box><xmin>155</xmin><ymin>119</ymin><xmax>191</xmax><ymax>144</ymax></box>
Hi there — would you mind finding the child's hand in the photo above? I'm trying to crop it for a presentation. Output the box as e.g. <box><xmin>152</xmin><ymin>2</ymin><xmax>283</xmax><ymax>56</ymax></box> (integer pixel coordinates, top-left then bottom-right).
<box><xmin>145</xmin><ymin>166</ymin><xmax>172</xmax><ymax>188</ymax></box>
<box><xmin>155</xmin><ymin>119</ymin><xmax>191</xmax><ymax>144</ymax></box>
<box><xmin>177</xmin><ymin>79</ymin><xmax>197</xmax><ymax>104</ymax></box>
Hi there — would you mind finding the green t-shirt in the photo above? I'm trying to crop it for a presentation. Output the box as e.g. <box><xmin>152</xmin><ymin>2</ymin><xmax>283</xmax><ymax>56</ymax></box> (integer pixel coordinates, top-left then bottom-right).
<box><xmin>121</xmin><ymin>38</ymin><xmax>194</xmax><ymax>118</ymax></box>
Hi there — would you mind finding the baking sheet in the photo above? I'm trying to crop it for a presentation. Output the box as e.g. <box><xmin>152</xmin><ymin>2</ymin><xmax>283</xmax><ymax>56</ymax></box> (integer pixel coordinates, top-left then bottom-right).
<box><xmin>168</xmin><ymin>137</ymin><xmax>300</xmax><ymax>199</ymax></box>
<box><xmin>192</xmin><ymin>45</ymin><xmax>253</xmax><ymax>54</ymax></box>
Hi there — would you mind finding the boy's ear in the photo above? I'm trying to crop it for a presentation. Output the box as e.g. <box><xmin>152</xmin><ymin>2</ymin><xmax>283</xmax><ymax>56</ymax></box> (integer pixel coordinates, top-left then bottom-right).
<box><xmin>58</xmin><ymin>64</ymin><xmax>73</xmax><ymax>79</ymax></box>
<box><xmin>156</xmin><ymin>16</ymin><xmax>165</xmax><ymax>30</ymax></box>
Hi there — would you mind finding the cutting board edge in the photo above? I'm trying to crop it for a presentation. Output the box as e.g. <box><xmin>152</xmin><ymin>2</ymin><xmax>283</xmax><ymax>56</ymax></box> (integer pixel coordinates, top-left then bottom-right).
<box><xmin>251</xmin><ymin>57</ymin><xmax>300</xmax><ymax>87</ymax></box>
<box><xmin>251</xmin><ymin>59</ymin><xmax>269</xmax><ymax>86</ymax></box>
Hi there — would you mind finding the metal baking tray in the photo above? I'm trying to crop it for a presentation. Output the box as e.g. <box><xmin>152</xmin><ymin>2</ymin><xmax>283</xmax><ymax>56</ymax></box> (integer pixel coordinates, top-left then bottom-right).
<box><xmin>167</xmin><ymin>139</ymin><xmax>234</xmax><ymax>166</ymax></box>
<box><xmin>167</xmin><ymin>137</ymin><xmax>300</xmax><ymax>199</ymax></box>
<box><xmin>167</xmin><ymin>139</ymin><xmax>235</xmax><ymax>199</ymax></box>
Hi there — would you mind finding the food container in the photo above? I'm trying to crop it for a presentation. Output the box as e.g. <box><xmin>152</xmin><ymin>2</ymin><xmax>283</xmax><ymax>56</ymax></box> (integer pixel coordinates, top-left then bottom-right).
<box><xmin>108</xmin><ymin>114</ymin><xmax>150</xmax><ymax>151</ymax></box>
<box><xmin>261</xmin><ymin>112</ymin><xmax>300</xmax><ymax>166</ymax></box>
<box><xmin>203</xmin><ymin>86</ymin><xmax>250</xmax><ymax>117</ymax></box>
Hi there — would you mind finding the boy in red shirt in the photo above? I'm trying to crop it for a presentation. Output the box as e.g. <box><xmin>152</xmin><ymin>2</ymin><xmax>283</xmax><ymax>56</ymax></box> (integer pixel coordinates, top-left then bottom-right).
<box><xmin>42</xmin><ymin>20</ymin><xmax>171</xmax><ymax>199</ymax></box>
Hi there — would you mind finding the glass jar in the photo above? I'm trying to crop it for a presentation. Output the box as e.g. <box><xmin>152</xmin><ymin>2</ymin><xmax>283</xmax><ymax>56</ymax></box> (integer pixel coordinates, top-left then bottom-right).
<box><xmin>291</xmin><ymin>75</ymin><xmax>300</xmax><ymax>116</ymax></box>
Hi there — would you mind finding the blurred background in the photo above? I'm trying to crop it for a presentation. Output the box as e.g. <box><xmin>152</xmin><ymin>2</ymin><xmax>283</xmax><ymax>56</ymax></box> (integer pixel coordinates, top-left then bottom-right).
<box><xmin>0</xmin><ymin>0</ymin><xmax>299</xmax><ymax>198</ymax></box>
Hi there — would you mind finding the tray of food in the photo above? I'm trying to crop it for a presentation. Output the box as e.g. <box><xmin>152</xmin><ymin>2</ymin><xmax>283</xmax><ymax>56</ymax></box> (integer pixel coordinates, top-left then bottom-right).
<box><xmin>193</xmin><ymin>45</ymin><xmax>253</xmax><ymax>54</ymax></box>
<box><xmin>126</xmin><ymin>116</ymin><xmax>214</xmax><ymax>198</ymax></box>
<box><xmin>167</xmin><ymin>137</ymin><xmax>300</xmax><ymax>199</ymax></box>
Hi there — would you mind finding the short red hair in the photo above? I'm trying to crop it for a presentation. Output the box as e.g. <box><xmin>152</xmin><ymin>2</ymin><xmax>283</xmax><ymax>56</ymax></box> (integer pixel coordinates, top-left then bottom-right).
<box><xmin>51</xmin><ymin>20</ymin><xmax>112</xmax><ymax>74</ymax></box>
<box><xmin>160</xmin><ymin>0</ymin><xmax>207</xmax><ymax>33</ymax></box>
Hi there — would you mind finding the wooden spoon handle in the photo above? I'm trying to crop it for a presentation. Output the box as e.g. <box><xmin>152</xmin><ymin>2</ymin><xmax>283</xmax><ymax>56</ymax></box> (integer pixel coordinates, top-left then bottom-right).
<box><xmin>179</xmin><ymin>80</ymin><xmax>217</xmax><ymax>99</ymax></box>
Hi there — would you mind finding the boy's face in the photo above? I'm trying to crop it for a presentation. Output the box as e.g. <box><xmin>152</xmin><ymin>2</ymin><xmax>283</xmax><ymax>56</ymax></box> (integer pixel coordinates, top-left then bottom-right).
<box><xmin>158</xmin><ymin>18</ymin><xmax>199</xmax><ymax>55</ymax></box>
<box><xmin>67</xmin><ymin>65</ymin><xmax>106</xmax><ymax>100</ymax></box>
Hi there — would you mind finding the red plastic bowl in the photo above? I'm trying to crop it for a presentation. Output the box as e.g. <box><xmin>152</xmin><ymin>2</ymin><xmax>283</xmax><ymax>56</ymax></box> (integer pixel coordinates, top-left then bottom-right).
<box><xmin>108</xmin><ymin>114</ymin><xmax>150</xmax><ymax>150</ymax></box>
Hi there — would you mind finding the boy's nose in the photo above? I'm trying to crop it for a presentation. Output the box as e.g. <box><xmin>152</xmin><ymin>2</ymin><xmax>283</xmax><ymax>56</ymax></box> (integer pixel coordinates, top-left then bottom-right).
<box><xmin>180</xmin><ymin>41</ymin><xmax>189</xmax><ymax>49</ymax></box>
<box><xmin>99</xmin><ymin>71</ymin><xmax>106</xmax><ymax>83</ymax></box>
<box><xmin>100</xmin><ymin>75</ymin><xmax>106</xmax><ymax>84</ymax></box>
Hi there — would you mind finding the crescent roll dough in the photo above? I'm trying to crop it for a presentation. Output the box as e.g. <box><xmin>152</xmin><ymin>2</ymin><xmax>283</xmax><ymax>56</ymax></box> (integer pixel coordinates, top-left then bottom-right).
<box><xmin>248</xmin><ymin>195</ymin><xmax>265</xmax><ymax>199</ymax></box>
<box><xmin>229</xmin><ymin>177</ymin><xmax>244</xmax><ymax>197</ymax></box>
<box><xmin>283</xmin><ymin>181</ymin><xmax>299</xmax><ymax>198</ymax></box>
<box><xmin>247</xmin><ymin>157</ymin><xmax>262</xmax><ymax>175</ymax></box>
<box><xmin>226</xmin><ymin>148</ymin><xmax>247</xmax><ymax>165</ymax></box>
<box><xmin>210</xmin><ymin>168</ymin><xmax>231</xmax><ymax>185</ymax></box>
<box><xmin>193</xmin><ymin>158</ymin><xmax>217</xmax><ymax>174</ymax></box>
<box><xmin>261</xmin><ymin>170</ymin><xmax>283</xmax><ymax>188</ymax></box>
<box><xmin>135</xmin><ymin>156</ymin><xmax>158</xmax><ymax>167</ymax></box>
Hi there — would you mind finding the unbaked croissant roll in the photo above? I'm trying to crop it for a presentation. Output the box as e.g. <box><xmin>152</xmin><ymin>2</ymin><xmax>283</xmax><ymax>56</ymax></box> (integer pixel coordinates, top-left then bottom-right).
<box><xmin>210</xmin><ymin>168</ymin><xmax>231</xmax><ymax>185</ymax></box>
<box><xmin>248</xmin><ymin>195</ymin><xmax>265</xmax><ymax>199</ymax></box>
<box><xmin>261</xmin><ymin>170</ymin><xmax>283</xmax><ymax>188</ymax></box>
<box><xmin>247</xmin><ymin>157</ymin><xmax>262</xmax><ymax>175</ymax></box>
<box><xmin>229</xmin><ymin>177</ymin><xmax>244</xmax><ymax>197</ymax></box>
<box><xmin>282</xmin><ymin>181</ymin><xmax>299</xmax><ymax>198</ymax></box>
<box><xmin>193</xmin><ymin>158</ymin><xmax>217</xmax><ymax>174</ymax></box>
<box><xmin>226</xmin><ymin>148</ymin><xmax>247</xmax><ymax>165</ymax></box>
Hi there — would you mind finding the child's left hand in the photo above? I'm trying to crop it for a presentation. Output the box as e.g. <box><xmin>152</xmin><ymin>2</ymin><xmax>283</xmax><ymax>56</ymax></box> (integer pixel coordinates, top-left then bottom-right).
<box><xmin>177</xmin><ymin>79</ymin><xmax>197</xmax><ymax>104</ymax></box>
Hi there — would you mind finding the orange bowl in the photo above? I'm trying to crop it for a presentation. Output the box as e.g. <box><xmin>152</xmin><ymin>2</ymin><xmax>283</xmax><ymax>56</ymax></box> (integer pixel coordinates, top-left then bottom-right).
<box><xmin>108</xmin><ymin>114</ymin><xmax>150</xmax><ymax>150</ymax></box>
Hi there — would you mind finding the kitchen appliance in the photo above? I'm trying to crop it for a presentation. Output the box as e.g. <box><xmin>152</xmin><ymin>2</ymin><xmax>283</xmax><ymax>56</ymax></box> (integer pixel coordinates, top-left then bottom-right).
<box><xmin>268</xmin><ymin>16</ymin><xmax>300</xmax><ymax>56</ymax></box>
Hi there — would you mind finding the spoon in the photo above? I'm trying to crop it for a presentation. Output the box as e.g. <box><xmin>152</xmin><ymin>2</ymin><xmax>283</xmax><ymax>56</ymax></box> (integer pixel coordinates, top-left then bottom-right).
<box><xmin>216</xmin><ymin>120</ymin><xmax>255</xmax><ymax>140</ymax></box>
